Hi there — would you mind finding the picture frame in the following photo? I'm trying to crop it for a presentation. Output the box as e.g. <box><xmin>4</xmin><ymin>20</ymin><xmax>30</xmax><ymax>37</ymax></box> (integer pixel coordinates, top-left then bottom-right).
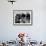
<box><xmin>13</xmin><ymin>10</ymin><xmax>33</xmax><ymax>26</ymax></box>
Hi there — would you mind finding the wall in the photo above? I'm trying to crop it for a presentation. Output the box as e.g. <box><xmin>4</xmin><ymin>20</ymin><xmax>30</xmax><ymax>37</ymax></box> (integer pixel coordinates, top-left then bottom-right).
<box><xmin>0</xmin><ymin>0</ymin><xmax>46</xmax><ymax>42</ymax></box>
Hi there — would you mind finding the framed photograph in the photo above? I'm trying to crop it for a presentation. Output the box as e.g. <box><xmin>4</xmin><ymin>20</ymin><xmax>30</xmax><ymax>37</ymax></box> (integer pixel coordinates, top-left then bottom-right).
<box><xmin>13</xmin><ymin>10</ymin><xmax>33</xmax><ymax>25</ymax></box>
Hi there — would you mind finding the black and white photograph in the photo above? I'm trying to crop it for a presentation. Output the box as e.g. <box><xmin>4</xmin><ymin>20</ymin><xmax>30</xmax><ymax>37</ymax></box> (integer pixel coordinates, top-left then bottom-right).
<box><xmin>13</xmin><ymin>10</ymin><xmax>32</xmax><ymax>25</ymax></box>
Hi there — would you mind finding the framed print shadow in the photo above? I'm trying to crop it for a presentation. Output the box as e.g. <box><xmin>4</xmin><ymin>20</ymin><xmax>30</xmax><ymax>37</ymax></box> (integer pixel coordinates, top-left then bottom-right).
<box><xmin>13</xmin><ymin>10</ymin><xmax>33</xmax><ymax>26</ymax></box>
